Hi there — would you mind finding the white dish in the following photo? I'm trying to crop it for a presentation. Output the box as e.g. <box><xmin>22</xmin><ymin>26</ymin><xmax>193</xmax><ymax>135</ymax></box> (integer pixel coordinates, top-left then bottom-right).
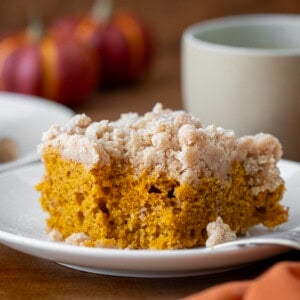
<box><xmin>0</xmin><ymin>92</ymin><xmax>74</xmax><ymax>172</ymax></box>
<box><xmin>0</xmin><ymin>160</ymin><xmax>299</xmax><ymax>278</ymax></box>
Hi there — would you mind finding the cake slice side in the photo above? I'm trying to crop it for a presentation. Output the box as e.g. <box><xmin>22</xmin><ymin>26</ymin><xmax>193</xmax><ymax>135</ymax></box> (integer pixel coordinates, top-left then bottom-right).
<box><xmin>36</xmin><ymin>104</ymin><xmax>288</xmax><ymax>249</ymax></box>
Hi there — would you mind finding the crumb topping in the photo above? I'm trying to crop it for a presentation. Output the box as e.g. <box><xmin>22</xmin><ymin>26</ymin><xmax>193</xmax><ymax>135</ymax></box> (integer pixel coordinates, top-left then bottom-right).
<box><xmin>48</xmin><ymin>229</ymin><xmax>63</xmax><ymax>242</ymax></box>
<box><xmin>206</xmin><ymin>217</ymin><xmax>237</xmax><ymax>247</ymax></box>
<box><xmin>65</xmin><ymin>233</ymin><xmax>91</xmax><ymax>246</ymax></box>
<box><xmin>39</xmin><ymin>103</ymin><xmax>283</xmax><ymax>191</ymax></box>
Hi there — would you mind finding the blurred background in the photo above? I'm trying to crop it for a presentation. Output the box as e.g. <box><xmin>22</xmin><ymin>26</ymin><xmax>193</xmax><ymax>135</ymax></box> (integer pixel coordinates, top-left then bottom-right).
<box><xmin>0</xmin><ymin>0</ymin><xmax>300</xmax><ymax>120</ymax></box>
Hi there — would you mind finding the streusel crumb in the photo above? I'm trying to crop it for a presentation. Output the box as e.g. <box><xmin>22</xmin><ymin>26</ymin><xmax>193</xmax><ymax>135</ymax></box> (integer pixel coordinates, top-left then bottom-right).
<box><xmin>39</xmin><ymin>103</ymin><xmax>283</xmax><ymax>192</ymax></box>
<box><xmin>206</xmin><ymin>217</ymin><xmax>237</xmax><ymax>247</ymax></box>
<box><xmin>48</xmin><ymin>229</ymin><xmax>63</xmax><ymax>242</ymax></box>
<box><xmin>65</xmin><ymin>233</ymin><xmax>91</xmax><ymax>246</ymax></box>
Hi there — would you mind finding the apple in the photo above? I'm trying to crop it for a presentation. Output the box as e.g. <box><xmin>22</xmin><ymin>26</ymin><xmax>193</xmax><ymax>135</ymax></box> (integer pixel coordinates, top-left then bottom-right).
<box><xmin>0</xmin><ymin>25</ymin><xmax>98</xmax><ymax>106</ymax></box>
<box><xmin>50</xmin><ymin>0</ymin><xmax>153</xmax><ymax>87</ymax></box>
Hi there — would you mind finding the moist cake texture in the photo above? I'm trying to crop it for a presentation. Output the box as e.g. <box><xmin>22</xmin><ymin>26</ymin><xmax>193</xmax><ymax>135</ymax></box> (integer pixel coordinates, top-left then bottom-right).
<box><xmin>36</xmin><ymin>103</ymin><xmax>288</xmax><ymax>249</ymax></box>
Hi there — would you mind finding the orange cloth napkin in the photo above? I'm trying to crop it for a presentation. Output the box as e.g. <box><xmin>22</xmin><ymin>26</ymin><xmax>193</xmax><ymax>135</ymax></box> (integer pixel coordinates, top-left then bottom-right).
<box><xmin>184</xmin><ymin>262</ymin><xmax>300</xmax><ymax>300</ymax></box>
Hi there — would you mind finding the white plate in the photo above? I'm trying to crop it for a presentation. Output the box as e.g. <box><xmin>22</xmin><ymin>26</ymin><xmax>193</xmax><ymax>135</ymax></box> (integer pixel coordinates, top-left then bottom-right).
<box><xmin>0</xmin><ymin>160</ymin><xmax>299</xmax><ymax>278</ymax></box>
<box><xmin>0</xmin><ymin>92</ymin><xmax>74</xmax><ymax>172</ymax></box>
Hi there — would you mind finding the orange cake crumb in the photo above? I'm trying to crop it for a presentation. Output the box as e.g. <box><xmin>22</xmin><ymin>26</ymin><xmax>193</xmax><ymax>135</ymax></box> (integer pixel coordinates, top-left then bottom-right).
<box><xmin>36</xmin><ymin>104</ymin><xmax>288</xmax><ymax>249</ymax></box>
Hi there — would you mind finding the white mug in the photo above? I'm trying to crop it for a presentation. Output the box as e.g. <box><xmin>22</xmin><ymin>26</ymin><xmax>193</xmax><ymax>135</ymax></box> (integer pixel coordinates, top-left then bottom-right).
<box><xmin>182</xmin><ymin>14</ymin><xmax>300</xmax><ymax>161</ymax></box>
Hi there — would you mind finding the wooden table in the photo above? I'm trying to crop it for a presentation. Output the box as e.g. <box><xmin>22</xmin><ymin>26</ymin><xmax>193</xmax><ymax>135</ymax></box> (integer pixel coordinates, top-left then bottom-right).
<box><xmin>0</xmin><ymin>245</ymin><xmax>299</xmax><ymax>299</ymax></box>
<box><xmin>1</xmin><ymin>0</ymin><xmax>300</xmax><ymax>298</ymax></box>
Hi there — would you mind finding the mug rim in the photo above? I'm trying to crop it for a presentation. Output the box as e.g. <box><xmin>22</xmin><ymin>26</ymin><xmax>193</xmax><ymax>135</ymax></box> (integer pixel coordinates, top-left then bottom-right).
<box><xmin>183</xmin><ymin>14</ymin><xmax>300</xmax><ymax>56</ymax></box>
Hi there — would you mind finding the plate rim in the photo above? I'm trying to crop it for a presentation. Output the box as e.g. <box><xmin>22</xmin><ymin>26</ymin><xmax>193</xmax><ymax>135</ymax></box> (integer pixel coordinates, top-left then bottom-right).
<box><xmin>0</xmin><ymin>92</ymin><xmax>74</xmax><ymax>172</ymax></box>
<box><xmin>0</xmin><ymin>91</ymin><xmax>74</xmax><ymax>116</ymax></box>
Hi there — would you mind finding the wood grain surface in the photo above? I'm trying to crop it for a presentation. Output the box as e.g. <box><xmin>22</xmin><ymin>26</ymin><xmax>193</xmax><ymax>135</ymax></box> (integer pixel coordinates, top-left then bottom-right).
<box><xmin>0</xmin><ymin>1</ymin><xmax>300</xmax><ymax>299</ymax></box>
